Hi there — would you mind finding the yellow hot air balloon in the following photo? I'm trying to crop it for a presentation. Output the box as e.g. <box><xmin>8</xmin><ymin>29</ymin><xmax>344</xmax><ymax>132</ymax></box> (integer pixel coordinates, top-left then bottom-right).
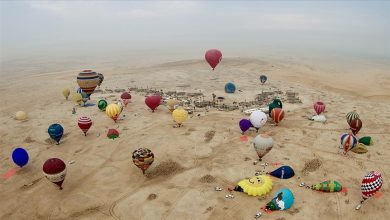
<box><xmin>72</xmin><ymin>93</ymin><xmax>83</xmax><ymax>105</ymax></box>
<box><xmin>236</xmin><ymin>175</ymin><xmax>273</xmax><ymax>196</ymax></box>
<box><xmin>62</xmin><ymin>88</ymin><xmax>70</xmax><ymax>100</ymax></box>
<box><xmin>166</xmin><ymin>99</ymin><xmax>178</xmax><ymax>112</ymax></box>
<box><xmin>106</xmin><ymin>104</ymin><xmax>121</xmax><ymax>123</ymax></box>
<box><xmin>172</xmin><ymin>109</ymin><xmax>188</xmax><ymax>127</ymax></box>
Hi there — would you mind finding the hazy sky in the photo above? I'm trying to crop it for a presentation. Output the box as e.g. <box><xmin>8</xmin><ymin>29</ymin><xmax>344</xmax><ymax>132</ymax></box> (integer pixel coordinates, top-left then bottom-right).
<box><xmin>1</xmin><ymin>1</ymin><xmax>389</xmax><ymax>64</ymax></box>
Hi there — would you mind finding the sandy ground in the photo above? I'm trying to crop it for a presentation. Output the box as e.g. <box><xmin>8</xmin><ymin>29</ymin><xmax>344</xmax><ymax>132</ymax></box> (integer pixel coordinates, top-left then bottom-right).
<box><xmin>0</xmin><ymin>57</ymin><xmax>389</xmax><ymax>220</ymax></box>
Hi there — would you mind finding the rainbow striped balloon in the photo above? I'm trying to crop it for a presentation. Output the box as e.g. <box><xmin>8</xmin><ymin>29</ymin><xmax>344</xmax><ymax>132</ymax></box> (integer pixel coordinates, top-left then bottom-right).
<box><xmin>76</xmin><ymin>70</ymin><xmax>100</xmax><ymax>97</ymax></box>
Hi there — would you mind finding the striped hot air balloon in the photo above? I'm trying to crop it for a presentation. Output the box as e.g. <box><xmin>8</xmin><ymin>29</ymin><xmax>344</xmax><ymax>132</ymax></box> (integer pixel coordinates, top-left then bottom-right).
<box><xmin>346</xmin><ymin>110</ymin><xmax>359</xmax><ymax>125</ymax></box>
<box><xmin>356</xmin><ymin>171</ymin><xmax>383</xmax><ymax>210</ymax></box>
<box><xmin>349</xmin><ymin>118</ymin><xmax>362</xmax><ymax>135</ymax></box>
<box><xmin>43</xmin><ymin>158</ymin><xmax>66</xmax><ymax>190</ymax></box>
<box><xmin>311</xmin><ymin>180</ymin><xmax>342</xmax><ymax>192</ymax></box>
<box><xmin>106</xmin><ymin>104</ymin><xmax>121</xmax><ymax>123</ymax></box>
<box><xmin>313</xmin><ymin>101</ymin><xmax>325</xmax><ymax>115</ymax></box>
<box><xmin>76</xmin><ymin>70</ymin><xmax>100</xmax><ymax>97</ymax></box>
<box><xmin>271</xmin><ymin>108</ymin><xmax>284</xmax><ymax>125</ymax></box>
<box><xmin>78</xmin><ymin>116</ymin><xmax>92</xmax><ymax>136</ymax></box>
<box><xmin>340</xmin><ymin>133</ymin><xmax>357</xmax><ymax>154</ymax></box>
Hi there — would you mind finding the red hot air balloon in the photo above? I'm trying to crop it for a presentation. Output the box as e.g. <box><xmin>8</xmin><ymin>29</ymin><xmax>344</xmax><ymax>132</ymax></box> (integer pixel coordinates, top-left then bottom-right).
<box><xmin>356</xmin><ymin>171</ymin><xmax>383</xmax><ymax>210</ymax></box>
<box><xmin>271</xmin><ymin>108</ymin><xmax>284</xmax><ymax>125</ymax></box>
<box><xmin>43</xmin><ymin>158</ymin><xmax>66</xmax><ymax>190</ymax></box>
<box><xmin>121</xmin><ymin>92</ymin><xmax>132</xmax><ymax>107</ymax></box>
<box><xmin>349</xmin><ymin>118</ymin><xmax>362</xmax><ymax>135</ymax></box>
<box><xmin>205</xmin><ymin>49</ymin><xmax>222</xmax><ymax>70</ymax></box>
<box><xmin>78</xmin><ymin>116</ymin><xmax>92</xmax><ymax>136</ymax></box>
<box><xmin>145</xmin><ymin>95</ymin><xmax>161</xmax><ymax>112</ymax></box>
<box><xmin>314</xmin><ymin>101</ymin><xmax>325</xmax><ymax>115</ymax></box>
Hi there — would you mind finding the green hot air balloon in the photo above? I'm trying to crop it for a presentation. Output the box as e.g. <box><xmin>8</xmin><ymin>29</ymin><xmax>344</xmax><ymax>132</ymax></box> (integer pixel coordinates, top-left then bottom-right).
<box><xmin>98</xmin><ymin>100</ymin><xmax>108</xmax><ymax>111</ymax></box>
<box><xmin>311</xmin><ymin>180</ymin><xmax>342</xmax><ymax>192</ymax></box>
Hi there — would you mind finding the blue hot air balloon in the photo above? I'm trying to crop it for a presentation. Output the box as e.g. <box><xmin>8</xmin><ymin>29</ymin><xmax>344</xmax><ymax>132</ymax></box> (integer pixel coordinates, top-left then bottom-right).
<box><xmin>268</xmin><ymin>166</ymin><xmax>295</xmax><ymax>179</ymax></box>
<box><xmin>12</xmin><ymin>148</ymin><xmax>29</xmax><ymax>167</ymax></box>
<box><xmin>48</xmin><ymin>123</ymin><xmax>64</xmax><ymax>145</ymax></box>
<box><xmin>266</xmin><ymin>188</ymin><xmax>294</xmax><ymax>211</ymax></box>
<box><xmin>260</xmin><ymin>75</ymin><xmax>267</xmax><ymax>84</ymax></box>
<box><xmin>225</xmin><ymin>82</ymin><xmax>236</xmax><ymax>93</ymax></box>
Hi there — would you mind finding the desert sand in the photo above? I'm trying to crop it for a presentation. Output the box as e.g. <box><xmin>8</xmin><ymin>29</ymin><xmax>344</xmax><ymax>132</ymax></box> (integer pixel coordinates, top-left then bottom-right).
<box><xmin>0</xmin><ymin>57</ymin><xmax>389</xmax><ymax>220</ymax></box>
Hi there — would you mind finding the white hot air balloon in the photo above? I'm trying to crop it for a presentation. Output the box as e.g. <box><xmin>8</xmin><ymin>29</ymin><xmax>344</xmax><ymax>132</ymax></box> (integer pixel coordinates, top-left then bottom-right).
<box><xmin>253</xmin><ymin>134</ymin><xmax>274</xmax><ymax>161</ymax></box>
<box><xmin>250</xmin><ymin>110</ymin><xmax>267</xmax><ymax>132</ymax></box>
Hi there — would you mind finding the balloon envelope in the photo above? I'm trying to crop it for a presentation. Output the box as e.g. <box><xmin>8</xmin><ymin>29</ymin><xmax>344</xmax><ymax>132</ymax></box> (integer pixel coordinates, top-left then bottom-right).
<box><xmin>239</xmin><ymin>119</ymin><xmax>252</xmax><ymax>133</ymax></box>
<box><xmin>349</xmin><ymin>118</ymin><xmax>362</xmax><ymax>135</ymax></box>
<box><xmin>268</xmin><ymin>166</ymin><xmax>295</xmax><ymax>179</ymax></box>
<box><xmin>314</xmin><ymin>101</ymin><xmax>325</xmax><ymax>115</ymax></box>
<box><xmin>132</xmin><ymin>148</ymin><xmax>154</xmax><ymax>174</ymax></box>
<box><xmin>172</xmin><ymin>109</ymin><xmax>188</xmax><ymax>125</ymax></box>
<box><xmin>12</xmin><ymin>148</ymin><xmax>29</xmax><ymax>167</ymax></box>
<box><xmin>346</xmin><ymin>110</ymin><xmax>359</xmax><ymax>124</ymax></box>
<box><xmin>107</xmin><ymin>128</ymin><xmax>119</xmax><ymax>139</ymax></box>
<box><xmin>224</xmin><ymin>82</ymin><xmax>236</xmax><ymax>93</ymax></box>
<box><xmin>271</xmin><ymin>108</ymin><xmax>284</xmax><ymax>124</ymax></box>
<box><xmin>253</xmin><ymin>134</ymin><xmax>273</xmax><ymax>160</ymax></box>
<box><xmin>98</xmin><ymin>100</ymin><xmax>108</xmax><ymax>111</ymax></box>
<box><xmin>97</xmin><ymin>73</ymin><xmax>104</xmax><ymax>86</ymax></box>
<box><xmin>311</xmin><ymin>180</ymin><xmax>342</xmax><ymax>192</ymax></box>
<box><xmin>145</xmin><ymin>95</ymin><xmax>161</xmax><ymax>112</ymax></box>
<box><xmin>78</xmin><ymin>116</ymin><xmax>92</xmax><ymax>135</ymax></box>
<box><xmin>268</xmin><ymin>99</ymin><xmax>283</xmax><ymax>117</ymax></box>
<box><xmin>260</xmin><ymin>75</ymin><xmax>267</xmax><ymax>84</ymax></box>
<box><xmin>266</xmin><ymin>188</ymin><xmax>294</xmax><ymax>211</ymax></box>
<box><xmin>72</xmin><ymin>93</ymin><xmax>83</xmax><ymax>105</ymax></box>
<box><xmin>361</xmin><ymin>171</ymin><xmax>383</xmax><ymax>199</ymax></box>
<box><xmin>15</xmin><ymin>111</ymin><xmax>28</xmax><ymax>120</ymax></box>
<box><xmin>250</xmin><ymin>110</ymin><xmax>267</xmax><ymax>131</ymax></box>
<box><xmin>205</xmin><ymin>49</ymin><xmax>222</xmax><ymax>70</ymax></box>
<box><xmin>340</xmin><ymin>133</ymin><xmax>357</xmax><ymax>153</ymax></box>
<box><xmin>236</xmin><ymin>175</ymin><xmax>273</xmax><ymax>196</ymax></box>
<box><xmin>76</xmin><ymin>70</ymin><xmax>100</xmax><ymax>97</ymax></box>
<box><xmin>62</xmin><ymin>88</ymin><xmax>70</xmax><ymax>100</ymax></box>
<box><xmin>48</xmin><ymin>123</ymin><xmax>64</xmax><ymax>144</ymax></box>
<box><xmin>106</xmin><ymin>104</ymin><xmax>121</xmax><ymax>122</ymax></box>
<box><xmin>43</xmin><ymin>158</ymin><xmax>66</xmax><ymax>190</ymax></box>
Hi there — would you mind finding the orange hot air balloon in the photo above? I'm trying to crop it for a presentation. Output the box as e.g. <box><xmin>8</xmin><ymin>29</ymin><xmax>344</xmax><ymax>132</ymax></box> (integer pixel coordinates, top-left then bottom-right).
<box><xmin>271</xmin><ymin>108</ymin><xmax>284</xmax><ymax>125</ymax></box>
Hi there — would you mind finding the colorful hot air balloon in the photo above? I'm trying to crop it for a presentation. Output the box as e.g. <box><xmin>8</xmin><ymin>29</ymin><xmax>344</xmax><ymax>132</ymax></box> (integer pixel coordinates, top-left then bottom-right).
<box><xmin>48</xmin><ymin>123</ymin><xmax>64</xmax><ymax>145</ymax></box>
<box><xmin>271</xmin><ymin>108</ymin><xmax>284</xmax><ymax>125</ymax></box>
<box><xmin>314</xmin><ymin>101</ymin><xmax>325</xmax><ymax>115</ymax></box>
<box><xmin>311</xmin><ymin>180</ymin><xmax>342</xmax><ymax>192</ymax></box>
<box><xmin>121</xmin><ymin>92</ymin><xmax>131</xmax><ymax>107</ymax></box>
<box><xmin>239</xmin><ymin>119</ymin><xmax>252</xmax><ymax>134</ymax></box>
<box><xmin>340</xmin><ymin>133</ymin><xmax>357</xmax><ymax>154</ymax></box>
<box><xmin>107</xmin><ymin>128</ymin><xmax>119</xmax><ymax>139</ymax></box>
<box><xmin>98</xmin><ymin>100</ymin><xmax>107</xmax><ymax>111</ymax></box>
<box><xmin>346</xmin><ymin>110</ymin><xmax>359</xmax><ymax>124</ymax></box>
<box><xmin>234</xmin><ymin>175</ymin><xmax>273</xmax><ymax>196</ymax></box>
<box><xmin>205</xmin><ymin>49</ymin><xmax>222</xmax><ymax>70</ymax></box>
<box><xmin>12</xmin><ymin>148</ymin><xmax>29</xmax><ymax>167</ymax></box>
<box><xmin>250</xmin><ymin>110</ymin><xmax>267</xmax><ymax>132</ymax></box>
<box><xmin>260</xmin><ymin>75</ymin><xmax>267</xmax><ymax>84</ymax></box>
<box><xmin>145</xmin><ymin>95</ymin><xmax>161</xmax><ymax>112</ymax></box>
<box><xmin>106</xmin><ymin>104</ymin><xmax>121</xmax><ymax>122</ymax></box>
<box><xmin>356</xmin><ymin>171</ymin><xmax>383</xmax><ymax>210</ymax></box>
<box><xmin>132</xmin><ymin>148</ymin><xmax>154</xmax><ymax>174</ymax></box>
<box><xmin>266</xmin><ymin>188</ymin><xmax>294</xmax><ymax>211</ymax></box>
<box><xmin>62</xmin><ymin>88</ymin><xmax>70</xmax><ymax>100</ymax></box>
<box><xmin>97</xmin><ymin>73</ymin><xmax>104</xmax><ymax>86</ymax></box>
<box><xmin>253</xmin><ymin>134</ymin><xmax>273</xmax><ymax>161</ymax></box>
<box><xmin>268</xmin><ymin>166</ymin><xmax>295</xmax><ymax>179</ymax></box>
<box><xmin>224</xmin><ymin>82</ymin><xmax>236</xmax><ymax>93</ymax></box>
<box><xmin>268</xmin><ymin>99</ymin><xmax>283</xmax><ymax>117</ymax></box>
<box><xmin>43</xmin><ymin>158</ymin><xmax>66</xmax><ymax>190</ymax></box>
<box><xmin>172</xmin><ymin>109</ymin><xmax>188</xmax><ymax>127</ymax></box>
<box><xmin>76</xmin><ymin>70</ymin><xmax>100</xmax><ymax>97</ymax></box>
<box><xmin>78</xmin><ymin>116</ymin><xmax>92</xmax><ymax>136</ymax></box>
<box><xmin>349</xmin><ymin>118</ymin><xmax>362</xmax><ymax>135</ymax></box>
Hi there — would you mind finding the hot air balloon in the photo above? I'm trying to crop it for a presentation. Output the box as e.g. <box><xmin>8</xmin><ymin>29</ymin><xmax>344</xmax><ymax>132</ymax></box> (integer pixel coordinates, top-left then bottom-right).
<box><xmin>205</xmin><ymin>49</ymin><xmax>222</xmax><ymax>70</ymax></box>
<box><xmin>76</xmin><ymin>70</ymin><xmax>100</xmax><ymax>98</ymax></box>
<box><xmin>72</xmin><ymin>93</ymin><xmax>83</xmax><ymax>106</ymax></box>
<box><xmin>132</xmin><ymin>148</ymin><xmax>154</xmax><ymax>174</ymax></box>
<box><xmin>268</xmin><ymin>99</ymin><xmax>283</xmax><ymax>117</ymax></box>
<box><xmin>224</xmin><ymin>82</ymin><xmax>236</xmax><ymax>93</ymax></box>
<box><xmin>62</xmin><ymin>88</ymin><xmax>70</xmax><ymax>100</ymax></box>
<box><xmin>15</xmin><ymin>111</ymin><xmax>28</xmax><ymax>120</ymax></box>
<box><xmin>239</xmin><ymin>119</ymin><xmax>252</xmax><ymax>134</ymax></box>
<box><xmin>166</xmin><ymin>99</ymin><xmax>178</xmax><ymax>112</ymax></box>
<box><xmin>271</xmin><ymin>108</ymin><xmax>284</xmax><ymax>125</ymax></box>
<box><xmin>121</xmin><ymin>92</ymin><xmax>131</xmax><ymax>107</ymax></box>
<box><xmin>266</xmin><ymin>188</ymin><xmax>294</xmax><ymax>211</ymax></box>
<box><xmin>98</xmin><ymin>99</ymin><xmax>108</xmax><ymax>111</ymax></box>
<box><xmin>117</xmin><ymin>101</ymin><xmax>124</xmax><ymax>114</ymax></box>
<box><xmin>356</xmin><ymin>171</ymin><xmax>383</xmax><ymax>210</ymax></box>
<box><xmin>253</xmin><ymin>134</ymin><xmax>273</xmax><ymax>161</ymax></box>
<box><xmin>359</xmin><ymin>136</ymin><xmax>372</xmax><ymax>146</ymax></box>
<box><xmin>346</xmin><ymin>110</ymin><xmax>359</xmax><ymax>125</ymax></box>
<box><xmin>107</xmin><ymin>128</ymin><xmax>119</xmax><ymax>139</ymax></box>
<box><xmin>172</xmin><ymin>109</ymin><xmax>188</xmax><ymax>127</ymax></box>
<box><xmin>349</xmin><ymin>118</ymin><xmax>362</xmax><ymax>135</ymax></box>
<box><xmin>97</xmin><ymin>73</ymin><xmax>104</xmax><ymax>86</ymax></box>
<box><xmin>12</xmin><ymin>148</ymin><xmax>29</xmax><ymax>167</ymax></box>
<box><xmin>145</xmin><ymin>95</ymin><xmax>161</xmax><ymax>112</ymax></box>
<box><xmin>314</xmin><ymin>101</ymin><xmax>325</xmax><ymax>115</ymax></box>
<box><xmin>260</xmin><ymin>75</ymin><xmax>267</xmax><ymax>85</ymax></box>
<box><xmin>106</xmin><ymin>103</ymin><xmax>121</xmax><ymax>122</ymax></box>
<box><xmin>268</xmin><ymin>166</ymin><xmax>295</xmax><ymax>179</ymax></box>
<box><xmin>250</xmin><ymin>110</ymin><xmax>267</xmax><ymax>132</ymax></box>
<box><xmin>43</xmin><ymin>158</ymin><xmax>66</xmax><ymax>190</ymax></box>
<box><xmin>340</xmin><ymin>133</ymin><xmax>357</xmax><ymax>154</ymax></box>
<box><xmin>48</xmin><ymin>123</ymin><xmax>64</xmax><ymax>145</ymax></box>
<box><xmin>78</xmin><ymin>116</ymin><xmax>92</xmax><ymax>136</ymax></box>
<box><xmin>233</xmin><ymin>175</ymin><xmax>273</xmax><ymax>196</ymax></box>
<box><xmin>311</xmin><ymin>180</ymin><xmax>342</xmax><ymax>192</ymax></box>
